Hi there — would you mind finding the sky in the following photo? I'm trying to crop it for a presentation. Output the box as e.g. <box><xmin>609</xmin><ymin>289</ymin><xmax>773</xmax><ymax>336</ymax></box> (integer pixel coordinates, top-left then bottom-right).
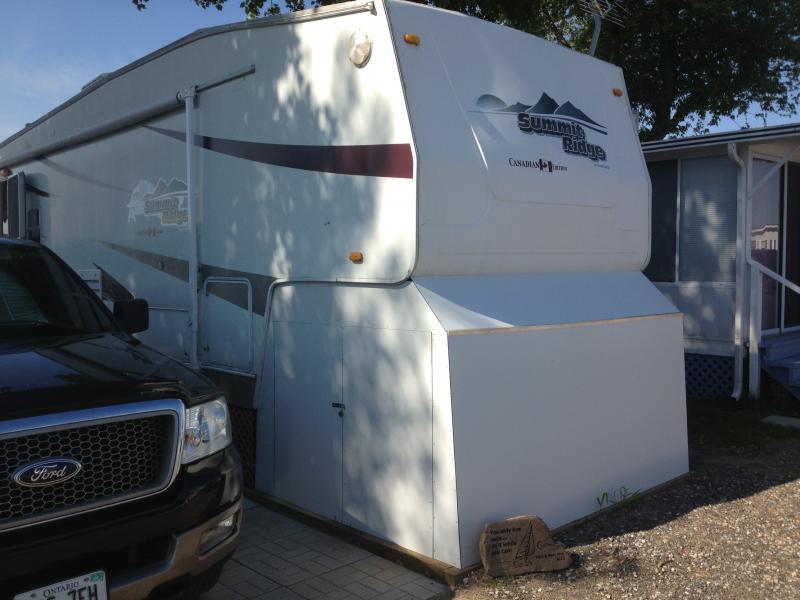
<box><xmin>0</xmin><ymin>0</ymin><xmax>245</xmax><ymax>141</ymax></box>
<box><xmin>0</xmin><ymin>0</ymin><xmax>796</xmax><ymax>142</ymax></box>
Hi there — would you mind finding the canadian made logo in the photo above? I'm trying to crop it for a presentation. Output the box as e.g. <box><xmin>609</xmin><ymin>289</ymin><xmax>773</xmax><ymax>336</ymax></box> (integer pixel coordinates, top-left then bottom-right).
<box><xmin>127</xmin><ymin>178</ymin><xmax>188</xmax><ymax>228</ymax></box>
<box><xmin>475</xmin><ymin>92</ymin><xmax>608</xmax><ymax>163</ymax></box>
<box><xmin>508</xmin><ymin>157</ymin><xmax>567</xmax><ymax>173</ymax></box>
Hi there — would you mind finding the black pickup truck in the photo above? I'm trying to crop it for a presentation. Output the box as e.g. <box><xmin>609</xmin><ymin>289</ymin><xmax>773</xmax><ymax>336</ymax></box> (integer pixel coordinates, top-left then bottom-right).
<box><xmin>0</xmin><ymin>239</ymin><xmax>243</xmax><ymax>599</ymax></box>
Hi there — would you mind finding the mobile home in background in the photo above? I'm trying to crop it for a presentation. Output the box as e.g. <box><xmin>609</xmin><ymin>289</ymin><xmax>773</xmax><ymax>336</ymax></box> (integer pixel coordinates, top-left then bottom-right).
<box><xmin>0</xmin><ymin>0</ymin><xmax>688</xmax><ymax>570</ymax></box>
<box><xmin>643</xmin><ymin>124</ymin><xmax>800</xmax><ymax>401</ymax></box>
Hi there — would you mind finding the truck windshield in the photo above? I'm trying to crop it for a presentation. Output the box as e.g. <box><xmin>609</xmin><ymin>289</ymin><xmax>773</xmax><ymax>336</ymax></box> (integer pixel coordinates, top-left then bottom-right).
<box><xmin>0</xmin><ymin>244</ymin><xmax>117</xmax><ymax>338</ymax></box>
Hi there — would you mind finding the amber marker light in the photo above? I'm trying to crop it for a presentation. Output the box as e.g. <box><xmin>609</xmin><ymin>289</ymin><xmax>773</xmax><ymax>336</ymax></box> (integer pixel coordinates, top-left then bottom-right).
<box><xmin>613</xmin><ymin>87</ymin><xmax>624</xmax><ymax>97</ymax></box>
<box><xmin>403</xmin><ymin>33</ymin><xmax>421</xmax><ymax>46</ymax></box>
<box><xmin>349</xmin><ymin>251</ymin><xmax>364</xmax><ymax>264</ymax></box>
<box><xmin>0</xmin><ymin>168</ymin><xmax>11</xmax><ymax>178</ymax></box>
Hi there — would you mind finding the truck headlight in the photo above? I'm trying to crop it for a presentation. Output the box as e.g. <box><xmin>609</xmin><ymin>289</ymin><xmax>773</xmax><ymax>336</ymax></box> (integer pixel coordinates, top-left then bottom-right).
<box><xmin>182</xmin><ymin>397</ymin><xmax>231</xmax><ymax>464</ymax></box>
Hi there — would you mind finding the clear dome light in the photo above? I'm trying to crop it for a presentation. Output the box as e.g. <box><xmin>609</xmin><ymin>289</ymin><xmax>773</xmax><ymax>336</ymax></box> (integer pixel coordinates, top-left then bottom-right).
<box><xmin>348</xmin><ymin>29</ymin><xmax>372</xmax><ymax>67</ymax></box>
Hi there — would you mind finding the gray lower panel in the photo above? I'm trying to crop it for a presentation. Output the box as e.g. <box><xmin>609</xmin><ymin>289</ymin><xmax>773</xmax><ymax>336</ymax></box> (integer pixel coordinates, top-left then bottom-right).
<box><xmin>229</xmin><ymin>405</ymin><xmax>257</xmax><ymax>489</ymax></box>
<box><xmin>202</xmin><ymin>368</ymin><xmax>257</xmax><ymax>488</ymax></box>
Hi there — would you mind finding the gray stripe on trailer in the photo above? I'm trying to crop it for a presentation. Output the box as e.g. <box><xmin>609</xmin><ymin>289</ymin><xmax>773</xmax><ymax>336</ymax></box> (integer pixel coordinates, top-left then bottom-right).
<box><xmin>101</xmin><ymin>241</ymin><xmax>189</xmax><ymax>283</ymax></box>
<box><xmin>101</xmin><ymin>241</ymin><xmax>274</xmax><ymax>314</ymax></box>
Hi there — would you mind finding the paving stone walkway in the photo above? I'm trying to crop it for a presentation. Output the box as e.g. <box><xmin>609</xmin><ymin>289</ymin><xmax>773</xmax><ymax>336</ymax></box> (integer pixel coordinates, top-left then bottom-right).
<box><xmin>204</xmin><ymin>500</ymin><xmax>452</xmax><ymax>600</ymax></box>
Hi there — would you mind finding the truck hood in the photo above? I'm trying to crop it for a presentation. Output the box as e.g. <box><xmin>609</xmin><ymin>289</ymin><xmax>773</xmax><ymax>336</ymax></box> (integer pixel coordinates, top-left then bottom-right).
<box><xmin>0</xmin><ymin>332</ymin><xmax>217</xmax><ymax>419</ymax></box>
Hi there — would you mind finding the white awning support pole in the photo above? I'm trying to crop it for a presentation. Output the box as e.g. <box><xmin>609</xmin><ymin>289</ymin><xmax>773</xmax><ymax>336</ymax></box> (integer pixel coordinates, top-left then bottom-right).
<box><xmin>749</xmin><ymin>263</ymin><xmax>762</xmax><ymax>399</ymax></box>
<box><xmin>728</xmin><ymin>142</ymin><xmax>746</xmax><ymax>401</ymax></box>
<box><xmin>181</xmin><ymin>85</ymin><xmax>200</xmax><ymax>369</ymax></box>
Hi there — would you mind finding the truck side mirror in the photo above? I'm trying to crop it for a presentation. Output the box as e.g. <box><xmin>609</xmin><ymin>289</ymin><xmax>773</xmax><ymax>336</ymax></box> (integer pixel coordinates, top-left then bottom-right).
<box><xmin>114</xmin><ymin>298</ymin><xmax>149</xmax><ymax>334</ymax></box>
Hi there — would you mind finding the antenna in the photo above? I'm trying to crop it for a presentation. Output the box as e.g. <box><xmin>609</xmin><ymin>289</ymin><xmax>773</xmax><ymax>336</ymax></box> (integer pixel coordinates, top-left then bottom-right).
<box><xmin>576</xmin><ymin>1</ymin><xmax>629</xmax><ymax>56</ymax></box>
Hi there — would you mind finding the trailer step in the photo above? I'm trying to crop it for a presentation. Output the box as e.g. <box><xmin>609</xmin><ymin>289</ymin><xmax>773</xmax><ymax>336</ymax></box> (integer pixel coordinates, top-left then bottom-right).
<box><xmin>762</xmin><ymin>332</ymin><xmax>800</xmax><ymax>362</ymax></box>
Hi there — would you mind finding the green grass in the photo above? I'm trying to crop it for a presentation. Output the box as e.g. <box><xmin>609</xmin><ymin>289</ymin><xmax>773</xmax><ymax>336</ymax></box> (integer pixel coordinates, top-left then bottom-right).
<box><xmin>760</xmin><ymin>376</ymin><xmax>800</xmax><ymax>418</ymax></box>
<box><xmin>688</xmin><ymin>390</ymin><xmax>800</xmax><ymax>454</ymax></box>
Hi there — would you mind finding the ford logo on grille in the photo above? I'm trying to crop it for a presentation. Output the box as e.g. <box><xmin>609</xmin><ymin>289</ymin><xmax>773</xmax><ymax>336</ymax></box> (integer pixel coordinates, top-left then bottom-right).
<box><xmin>12</xmin><ymin>458</ymin><xmax>82</xmax><ymax>488</ymax></box>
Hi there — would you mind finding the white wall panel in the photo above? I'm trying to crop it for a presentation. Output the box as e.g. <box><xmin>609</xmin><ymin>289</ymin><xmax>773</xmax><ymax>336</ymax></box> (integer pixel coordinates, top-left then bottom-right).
<box><xmin>448</xmin><ymin>314</ymin><xmax>688</xmax><ymax>566</ymax></box>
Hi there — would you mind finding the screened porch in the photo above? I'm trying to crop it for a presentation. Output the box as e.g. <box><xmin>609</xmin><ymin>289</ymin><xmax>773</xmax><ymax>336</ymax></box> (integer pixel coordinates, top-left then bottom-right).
<box><xmin>642</xmin><ymin>124</ymin><xmax>800</xmax><ymax>400</ymax></box>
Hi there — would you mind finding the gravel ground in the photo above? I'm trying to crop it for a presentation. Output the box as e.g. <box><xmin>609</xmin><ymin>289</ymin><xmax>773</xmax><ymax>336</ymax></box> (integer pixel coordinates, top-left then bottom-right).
<box><xmin>455</xmin><ymin>401</ymin><xmax>800</xmax><ymax>600</ymax></box>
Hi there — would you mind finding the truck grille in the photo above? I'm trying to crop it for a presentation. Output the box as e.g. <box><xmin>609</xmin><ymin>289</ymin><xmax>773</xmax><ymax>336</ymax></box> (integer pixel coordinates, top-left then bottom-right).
<box><xmin>0</xmin><ymin>407</ymin><xmax>180</xmax><ymax>532</ymax></box>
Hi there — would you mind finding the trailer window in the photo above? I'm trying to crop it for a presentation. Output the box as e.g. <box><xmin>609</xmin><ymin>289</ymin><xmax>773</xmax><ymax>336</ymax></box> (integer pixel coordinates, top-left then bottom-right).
<box><xmin>0</xmin><ymin>173</ymin><xmax>25</xmax><ymax>239</ymax></box>
<box><xmin>6</xmin><ymin>175</ymin><xmax>20</xmax><ymax>238</ymax></box>
<box><xmin>0</xmin><ymin>179</ymin><xmax>7</xmax><ymax>236</ymax></box>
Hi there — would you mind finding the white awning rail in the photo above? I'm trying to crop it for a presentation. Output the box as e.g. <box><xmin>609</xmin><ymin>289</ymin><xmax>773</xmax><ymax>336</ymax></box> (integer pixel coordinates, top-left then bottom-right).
<box><xmin>0</xmin><ymin>65</ymin><xmax>255</xmax><ymax>170</ymax></box>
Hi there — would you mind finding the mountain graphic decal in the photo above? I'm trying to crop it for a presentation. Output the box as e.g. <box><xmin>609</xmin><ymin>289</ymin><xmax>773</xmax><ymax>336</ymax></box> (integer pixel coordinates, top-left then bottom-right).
<box><xmin>528</xmin><ymin>92</ymin><xmax>559</xmax><ymax>115</ymax></box>
<box><xmin>476</xmin><ymin>94</ymin><xmax>507</xmax><ymax>110</ymax></box>
<box><xmin>499</xmin><ymin>102</ymin><xmax>533</xmax><ymax>113</ymax></box>
<box><xmin>473</xmin><ymin>91</ymin><xmax>609</xmax><ymax>162</ymax></box>
<box><xmin>474</xmin><ymin>92</ymin><xmax>606</xmax><ymax>134</ymax></box>
<box><xmin>127</xmin><ymin>177</ymin><xmax>189</xmax><ymax>227</ymax></box>
<box><xmin>145</xmin><ymin>178</ymin><xmax>187</xmax><ymax>201</ymax></box>
<box><xmin>553</xmin><ymin>101</ymin><xmax>603</xmax><ymax>128</ymax></box>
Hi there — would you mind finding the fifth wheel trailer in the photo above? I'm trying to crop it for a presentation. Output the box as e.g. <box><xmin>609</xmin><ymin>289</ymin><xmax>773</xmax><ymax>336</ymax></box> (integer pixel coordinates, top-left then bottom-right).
<box><xmin>0</xmin><ymin>0</ymin><xmax>688</xmax><ymax>569</ymax></box>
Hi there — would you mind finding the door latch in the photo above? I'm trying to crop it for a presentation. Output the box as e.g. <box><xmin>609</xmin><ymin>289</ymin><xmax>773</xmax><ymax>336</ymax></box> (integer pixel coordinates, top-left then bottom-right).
<box><xmin>331</xmin><ymin>402</ymin><xmax>346</xmax><ymax>417</ymax></box>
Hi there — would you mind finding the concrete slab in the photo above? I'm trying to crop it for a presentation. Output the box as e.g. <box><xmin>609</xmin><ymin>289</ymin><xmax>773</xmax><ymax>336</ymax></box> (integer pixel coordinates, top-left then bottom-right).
<box><xmin>204</xmin><ymin>506</ymin><xmax>451</xmax><ymax>600</ymax></box>
<box><xmin>763</xmin><ymin>415</ymin><xmax>800</xmax><ymax>431</ymax></box>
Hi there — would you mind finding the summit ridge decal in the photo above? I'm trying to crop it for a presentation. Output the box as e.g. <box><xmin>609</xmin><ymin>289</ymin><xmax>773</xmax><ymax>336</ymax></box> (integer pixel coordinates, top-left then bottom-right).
<box><xmin>475</xmin><ymin>93</ymin><xmax>608</xmax><ymax>163</ymax></box>
<box><xmin>127</xmin><ymin>178</ymin><xmax>188</xmax><ymax>228</ymax></box>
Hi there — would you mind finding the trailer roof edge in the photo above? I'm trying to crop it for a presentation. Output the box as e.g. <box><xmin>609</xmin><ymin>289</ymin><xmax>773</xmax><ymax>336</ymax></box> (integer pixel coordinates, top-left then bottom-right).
<box><xmin>0</xmin><ymin>0</ymin><xmax>374</xmax><ymax>151</ymax></box>
<box><xmin>642</xmin><ymin>122</ymin><xmax>800</xmax><ymax>156</ymax></box>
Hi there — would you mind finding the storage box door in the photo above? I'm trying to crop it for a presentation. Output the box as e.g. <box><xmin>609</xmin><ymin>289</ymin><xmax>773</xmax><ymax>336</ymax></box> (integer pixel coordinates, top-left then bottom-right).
<box><xmin>273</xmin><ymin>322</ymin><xmax>343</xmax><ymax>521</ymax></box>
<box><xmin>201</xmin><ymin>278</ymin><xmax>253</xmax><ymax>372</ymax></box>
<box><xmin>342</xmin><ymin>328</ymin><xmax>434</xmax><ymax>556</ymax></box>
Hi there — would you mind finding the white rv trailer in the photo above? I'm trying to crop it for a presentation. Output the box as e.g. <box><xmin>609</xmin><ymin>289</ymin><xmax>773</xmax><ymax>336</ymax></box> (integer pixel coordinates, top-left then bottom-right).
<box><xmin>0</xmin><ymin>0</ymin><xmax>688</xmax><ymax>570</ymax></box>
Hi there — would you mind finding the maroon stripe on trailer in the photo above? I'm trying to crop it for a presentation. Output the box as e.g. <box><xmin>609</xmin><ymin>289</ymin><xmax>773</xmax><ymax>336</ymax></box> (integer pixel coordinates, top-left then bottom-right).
<box><xmin>145</xmin><ymin>126</ymin><xmax>413</xmax><ymax>179</ymax></box>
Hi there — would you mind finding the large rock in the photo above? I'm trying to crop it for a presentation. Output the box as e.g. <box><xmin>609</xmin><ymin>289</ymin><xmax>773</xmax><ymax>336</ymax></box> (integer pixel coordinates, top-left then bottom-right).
<box><xmin>479</xmin><ymin>515</ymin><xmax>572</xmax><ymax>577</ymax></box>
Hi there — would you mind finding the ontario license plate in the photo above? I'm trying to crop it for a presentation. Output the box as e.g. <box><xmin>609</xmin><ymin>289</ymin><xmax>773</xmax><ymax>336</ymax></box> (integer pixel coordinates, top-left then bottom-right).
<box><xmin>14</xmin><ymin>571</ymin><xmax>107</xmax><ymax>600</ymax></box>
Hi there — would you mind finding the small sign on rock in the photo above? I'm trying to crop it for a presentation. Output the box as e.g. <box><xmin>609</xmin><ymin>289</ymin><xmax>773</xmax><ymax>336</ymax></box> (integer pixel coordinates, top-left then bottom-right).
<box><xmin>479</xmin><ymin>515</ymin><xmax>572</xmax><ymax>577</ymax></box>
